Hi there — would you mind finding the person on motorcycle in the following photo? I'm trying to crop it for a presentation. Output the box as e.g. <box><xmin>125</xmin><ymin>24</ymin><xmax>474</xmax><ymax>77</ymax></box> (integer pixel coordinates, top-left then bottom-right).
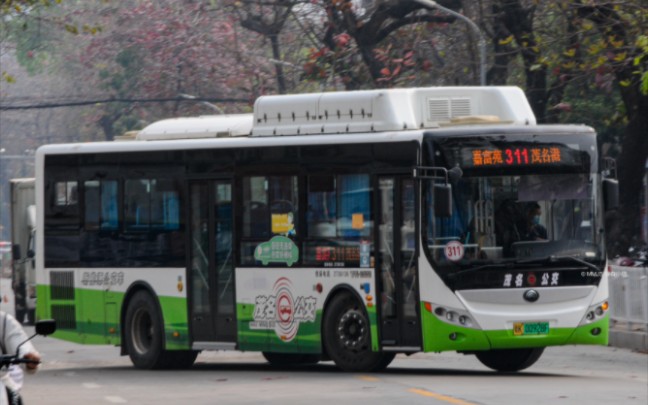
<box><xmin>1</xmin><ymin>310</ymin><xmax>41</xmax><ymax>405</ymax></box>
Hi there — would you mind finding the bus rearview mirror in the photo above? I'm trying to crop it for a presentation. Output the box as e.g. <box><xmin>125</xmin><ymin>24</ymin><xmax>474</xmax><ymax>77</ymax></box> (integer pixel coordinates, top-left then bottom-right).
<box><xmin>603</xmin><ymin>178</ymin><xmax>619</xmax><ymax>211</ymax></box>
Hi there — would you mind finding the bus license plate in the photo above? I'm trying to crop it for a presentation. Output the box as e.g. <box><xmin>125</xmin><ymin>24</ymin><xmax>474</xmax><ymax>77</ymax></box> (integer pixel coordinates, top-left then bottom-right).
<box><xmin>513</xmin><ymin>322</ymin><xmax>549</xmax><ymax>336</ymax></box>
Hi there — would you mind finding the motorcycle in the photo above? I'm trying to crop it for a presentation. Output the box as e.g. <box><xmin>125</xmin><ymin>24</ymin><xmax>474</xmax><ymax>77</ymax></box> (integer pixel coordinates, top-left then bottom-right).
<box><xmin>1</xmin><ymin>320</ymin><xmax>56</xmax><ymax>405</ymax></box>
<box><xmin>614</xmin><ymin>244</ymin><xmax>647</xmax><ymax>267</ymax></box>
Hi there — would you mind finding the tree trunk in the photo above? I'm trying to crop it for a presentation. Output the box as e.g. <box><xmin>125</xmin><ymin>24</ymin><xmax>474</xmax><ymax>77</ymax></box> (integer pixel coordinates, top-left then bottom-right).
<box><xmin>607</xmin><ymin>93</ymin><xmax>648</xmax><ymax>255</ymax></box>
<box><xmin>270</xmin><ymin>34</ymin><xmax>287</xmax><ymax>94</ymax></box>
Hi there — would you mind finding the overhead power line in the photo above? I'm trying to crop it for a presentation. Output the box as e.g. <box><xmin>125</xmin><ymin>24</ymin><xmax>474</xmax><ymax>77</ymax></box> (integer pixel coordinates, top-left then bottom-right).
<box><xmin>0</xmin><ymin>97</ymin><xmax>250</xmax><ymax>111</ymax></box>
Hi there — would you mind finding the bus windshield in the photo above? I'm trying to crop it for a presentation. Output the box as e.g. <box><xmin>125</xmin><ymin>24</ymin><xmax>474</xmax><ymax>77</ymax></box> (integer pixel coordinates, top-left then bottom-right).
<box><xmin>422</xmin><ymin>131</ymin><xmax>605</xmax><ymax>281</ymax></box>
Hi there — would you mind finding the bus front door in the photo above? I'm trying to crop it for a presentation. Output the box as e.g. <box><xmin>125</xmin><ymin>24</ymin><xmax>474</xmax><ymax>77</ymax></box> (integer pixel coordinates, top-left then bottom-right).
<box><xmin>189</xmin><ymin>180</ymin><xmax>236</xmax><ymax>346</ymax></box>
<box><xmin>377</xmin><ymin>176</ymin><xmax>421</xmax><ymax>349</ymax></box>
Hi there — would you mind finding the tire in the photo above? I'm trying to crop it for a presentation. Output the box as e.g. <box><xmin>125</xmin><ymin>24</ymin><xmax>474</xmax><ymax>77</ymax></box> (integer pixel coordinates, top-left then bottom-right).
<box><xmin>262</xmin><ymin>352</ymin><xmax>320</xmax><ymax>366</ymax></box>
<box><xmin>124</xmin><ymin>291</ymin><xmax>171</xmax><ymax>369</ymax></box>
<box><xmin>14</xmin><ymin>308</ymin><xmax>26</xmax><ymax>325</ymax></box>
<box><xmin>167</xmin><ymin>350</ymin><xmax>199</xmax><ymax>369</ymax></box>
<box><xmin>14</xmin><ymin>295</ymin><xmax>26</xmax><ymax>325</ymax></box>
<box><xmin>27</xmin><ymin>309</ymin><xmax>36</xmax><ymax>325</ymax></box>
<box><xmin>475</xmin><ymin>347</ymin><xmax>545</xmax><ymax>372</ymax></box>
<box><xmin>323</xmin><ymin>292</ymin><xmax>395</xmax><ymax>372</ymax></box>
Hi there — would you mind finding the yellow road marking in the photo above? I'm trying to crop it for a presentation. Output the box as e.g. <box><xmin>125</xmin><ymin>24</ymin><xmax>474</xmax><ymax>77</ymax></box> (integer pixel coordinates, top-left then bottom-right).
<box><xmin>408</xmin><ymin>388</ymin><xmax>477</xmax><ymax>405</ymax></box>
<box><xmin>357</xmin><ymin>375</ymin><xmax>381</xmax><ymax>382</ymax></box>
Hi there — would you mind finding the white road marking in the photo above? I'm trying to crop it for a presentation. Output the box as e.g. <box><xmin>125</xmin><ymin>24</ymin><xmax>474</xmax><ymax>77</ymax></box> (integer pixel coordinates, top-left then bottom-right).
<box><xmin>105</xmin><ymin>396</ymin><xmax>127</xmax><ymax>403</ymax></box>
<box><xmin>82</xmin><ymin>382</ymin><xmax>101</xmax><ymax>389</ymax></box>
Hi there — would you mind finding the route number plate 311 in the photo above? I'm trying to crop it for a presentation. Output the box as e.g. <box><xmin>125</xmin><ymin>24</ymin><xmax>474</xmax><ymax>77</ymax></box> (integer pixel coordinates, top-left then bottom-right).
<box><xmin>513</xmin><ymin>322</ymin><xmax>549</xmax><ymax>336</ymax></box>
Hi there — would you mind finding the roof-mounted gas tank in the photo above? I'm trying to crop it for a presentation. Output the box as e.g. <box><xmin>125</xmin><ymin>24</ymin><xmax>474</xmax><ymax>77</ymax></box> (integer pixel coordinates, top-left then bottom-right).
<box><xmin>136</xmin><ymin>114</ymin><xmax>253</xmax><ymax>141</ymax></box>
<box><xmin>251</xmin><ymin>86</ymin><xmax>536</xmax><ymax>136</ymax></box>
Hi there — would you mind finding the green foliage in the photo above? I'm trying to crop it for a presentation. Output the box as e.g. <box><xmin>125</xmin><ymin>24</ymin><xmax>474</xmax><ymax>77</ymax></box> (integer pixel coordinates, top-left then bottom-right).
<box><xmin>636</xmin><ymin>35</ymin><xmax>648</xmax><ymax>95</ymax></box>
<box><xmin>12</xmin><ymin>21</ymin><xmax>53</xmax><ymax>75</ymax></box>
<box><xmin>1</xmin><ymin>0</ymin><xmax>62</xmax><ymax>15</ymax></box>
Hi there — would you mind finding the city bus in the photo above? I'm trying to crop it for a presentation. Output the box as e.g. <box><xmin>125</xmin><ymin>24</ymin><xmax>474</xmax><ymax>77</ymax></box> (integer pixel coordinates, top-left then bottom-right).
<box><xmin>34</xmin><ymin>86</ymin><xmax>618</xmax><ymax>372</ymax></box>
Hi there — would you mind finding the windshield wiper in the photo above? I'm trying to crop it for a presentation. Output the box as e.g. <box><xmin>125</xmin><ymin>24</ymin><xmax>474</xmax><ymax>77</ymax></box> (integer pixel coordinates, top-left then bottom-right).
<box><xmin>447</xmin><ymin>262</ymin><xmax>517</xmax><ymax>278</ymax></box>
<box><xmin>447</xmin><ymin>255</ymin><xmax>602</xmax><ymax>279</ymax></box>
<box><xmin>516</xmin><ymin>255</ymin><xmax>601</xmax><ymax>272</ymax></box>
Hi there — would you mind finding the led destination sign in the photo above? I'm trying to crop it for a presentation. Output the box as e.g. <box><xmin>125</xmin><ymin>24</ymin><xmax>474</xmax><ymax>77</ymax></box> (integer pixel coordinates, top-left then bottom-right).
<box><xmin>457</xmin><ymin>143</ymin><xmax>587</xmax><ymax>171</ymax></box>
<box><xmin>470</xmin><ymin>147</ymin><xmax>562</xmax><ymax>167</ymax></box>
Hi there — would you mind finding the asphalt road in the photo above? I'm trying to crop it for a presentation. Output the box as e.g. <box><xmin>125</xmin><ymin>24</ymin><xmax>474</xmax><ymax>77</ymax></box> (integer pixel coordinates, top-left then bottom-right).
<box><xmin>2</xmin><ymin>278</ymin><xmax>646</xmax><ymax>404</ymax></box>
<box><xmin>14</xmin><ymin>327</ymin><xmax>648</xmax><ymax>405</ymax></box>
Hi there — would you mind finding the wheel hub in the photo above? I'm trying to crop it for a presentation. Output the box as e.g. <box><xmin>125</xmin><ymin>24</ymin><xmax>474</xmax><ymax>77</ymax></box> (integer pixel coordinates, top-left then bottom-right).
<box><xmin>337</xmin><ymin>309</ymin><xmax>367</xmax><ymax>350</ymax></box>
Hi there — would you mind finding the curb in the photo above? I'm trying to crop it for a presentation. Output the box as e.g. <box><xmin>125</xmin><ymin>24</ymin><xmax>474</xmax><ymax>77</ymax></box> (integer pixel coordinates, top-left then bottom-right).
<box><xmin>609</xmin><ymin>329</ymin><xmax>648</xmax><ymax>353</ymax></box>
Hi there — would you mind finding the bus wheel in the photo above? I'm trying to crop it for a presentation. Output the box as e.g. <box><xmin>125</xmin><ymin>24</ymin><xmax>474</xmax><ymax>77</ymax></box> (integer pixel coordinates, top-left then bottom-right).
<box><xmin>166</xmin><ymin>350</ymin><xmax>199</xmax><ymax>369</ymax></box>
<box><xmin>475</xmin><ymin>347</ymin><xmax>545</xmax><ymax>372</ymax></box>
<box><xmin>14</xmin><ymin>308</ymin><xmax>26</xmax><ymax>325</ymax></box>
<box><xmin>124</xmin><ymin>291</ymin><xmax>167</xmax><ymax>369</ymax></box>
<box><xmin>27</xmin><ymin>309</ymin><xmax>36</xmax><ymax>325</ymax></box>
<box><xmin>262</xmin><ymin>352</ymin><xmax>320</xmax><ymax>366</ymax></box>
<box><xmin>323</xmin><ymin>292</ymin><xmax>395</xmax><ymax>372</ymax></box>
<box><xmin>14</xmin><ymin>296</ymin><xmax>26</xmax><ymax>324</ymax></box>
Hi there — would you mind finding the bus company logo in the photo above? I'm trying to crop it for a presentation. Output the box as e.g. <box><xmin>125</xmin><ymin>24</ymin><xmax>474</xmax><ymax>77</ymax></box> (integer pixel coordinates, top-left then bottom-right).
<box><xmin>250</xmin><ymin>277</ymin><xmax>317</xmax><ymax>342</ymax></box>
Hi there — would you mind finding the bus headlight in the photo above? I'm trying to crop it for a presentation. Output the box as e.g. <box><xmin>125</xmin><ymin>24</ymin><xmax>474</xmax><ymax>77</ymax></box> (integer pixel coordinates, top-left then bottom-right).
<box><xmin>580</xmin><ymin>300</ymin><xmax>609</xmax><ymax>325</ymax></box>
<box><xmin>425</xmin><ymin>302</ymin><xmax>479</xmax><ymax>329</ymax></box>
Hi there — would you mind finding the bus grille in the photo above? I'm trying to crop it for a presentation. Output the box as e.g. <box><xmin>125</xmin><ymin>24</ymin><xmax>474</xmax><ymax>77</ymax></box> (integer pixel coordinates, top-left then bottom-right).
<box><xmin>50</xmin><ymin>271</ymin><xmax>75</xmax><ymax>300</ymax></box>
<box><xmin>51</xmin><ymin>304</ymin><xmax>76</xmax><ymax>330</ymax></box>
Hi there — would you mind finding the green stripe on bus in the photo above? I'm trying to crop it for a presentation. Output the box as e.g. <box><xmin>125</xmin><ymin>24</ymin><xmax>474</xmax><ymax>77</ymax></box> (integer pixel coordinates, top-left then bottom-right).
<box><xmin>36</xmin><ymin>285</ymin><xmax>191</xmax><ymax>350</ymax></box>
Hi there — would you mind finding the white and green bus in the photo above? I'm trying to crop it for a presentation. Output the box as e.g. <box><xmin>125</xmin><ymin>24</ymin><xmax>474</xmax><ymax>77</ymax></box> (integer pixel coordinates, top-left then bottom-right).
<box><xmin>35</xmin><ymin>86</ymin><xmax>617</xmax><ymax>372</ymax></box>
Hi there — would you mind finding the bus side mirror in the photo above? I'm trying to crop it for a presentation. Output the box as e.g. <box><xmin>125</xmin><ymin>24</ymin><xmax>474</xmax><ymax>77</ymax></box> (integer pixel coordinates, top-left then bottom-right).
<box><xmin>434</xmin><ymin>184</ymin><xmax>453</xmax><ymax>217</ymax></box>
<box><xmin>603</xmin><ymin>178</ymin><xmax>619</xmax><ymax>211</ymax></box>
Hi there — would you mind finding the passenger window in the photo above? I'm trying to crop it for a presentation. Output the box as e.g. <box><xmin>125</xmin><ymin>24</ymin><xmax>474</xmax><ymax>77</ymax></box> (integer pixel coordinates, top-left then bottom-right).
<box><xmin>240</xmin><ymin>175</ymin><xmax>299</xmax><ymax>265</ymax></box>
<box><xmin>55</xmin><ymin>181</ymin><xmax>78</xmax><ymax>206</ymax></box>
<box><xmin>84</xmin><ymin>180</ymin><xmax>119</xmax><ymax>230</ymax></box>
<box><xmin>125</xmin><ymin>179</ymin><xmax>180</xmax><ymax>231</ymax></box>
<box><xmin>46</xmin><ymin>180</ymin><xmax>80</xmax><ymax>230</ymax></box>
<box><xmin>304</xmin><ymin>174</ymin><xmax>372</xmax><ymax>267</ymax></box>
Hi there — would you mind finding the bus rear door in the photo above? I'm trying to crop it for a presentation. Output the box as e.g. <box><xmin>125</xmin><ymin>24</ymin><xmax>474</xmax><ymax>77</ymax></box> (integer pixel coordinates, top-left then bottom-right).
<box><xmin>188</xmin><ymin>179</ymin><xmax>236</xmax><ymax>347</ymax></box>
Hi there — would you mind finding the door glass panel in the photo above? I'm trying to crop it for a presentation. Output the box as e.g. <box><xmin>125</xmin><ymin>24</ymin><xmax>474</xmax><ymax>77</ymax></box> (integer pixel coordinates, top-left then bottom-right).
<box><xmin>401</xmin><ymin>179</ymin><xmax>417</xmax><ymax>318</ymax></box>
<box><xmin>379</xmin><ymin>178</ymin><xmax>396</xmax><ymax>317</ymax></box>
<box><xmin>214</xmin><ymin>183</ymin><xmax>234</xmax><ymax>316</ymax></box>
<box><xmin>190</xmin><ymin>184</ymin><xmax>211</xmax><ymax>319</ymax></box>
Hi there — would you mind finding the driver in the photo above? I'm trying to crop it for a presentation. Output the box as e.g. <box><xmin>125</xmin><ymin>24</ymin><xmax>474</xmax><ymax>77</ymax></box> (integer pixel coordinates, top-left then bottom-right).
<box><xmin>521</xmin><ymin>202</ymin><xmax>547</xmax><ymax>240</ymax></box>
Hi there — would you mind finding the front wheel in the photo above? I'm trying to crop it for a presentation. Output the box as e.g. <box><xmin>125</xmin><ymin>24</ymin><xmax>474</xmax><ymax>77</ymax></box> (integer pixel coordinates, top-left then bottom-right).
<box><xmin>323</xmin><ymin>292</ymin><xmax>395</xmax><ymax>372</ymax></box>
<box><xmin>475</xmin><ymin>347</ymin><xmax>545</xmax><ymax>372</ymax></box>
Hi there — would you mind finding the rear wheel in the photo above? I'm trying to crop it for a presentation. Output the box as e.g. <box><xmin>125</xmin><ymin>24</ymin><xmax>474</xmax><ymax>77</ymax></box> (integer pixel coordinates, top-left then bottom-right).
<box><xmin>262</xmin><ymin>352</ymin><xmax>321</xmax><ymax>366</ymax></box>
<box><xmin>323</xmin><ymin>292</ymin><xmax>395</xmax><ymax>372</ymax></box>
<box><xmin>124</xmin><ymin>291</ymin><xmax>197</xmax><ymax>369</ymax></box>
<box><xmin>475</xmin><ymin>347</ymin><xmax>545</xmax><ymax>372</ymax></box>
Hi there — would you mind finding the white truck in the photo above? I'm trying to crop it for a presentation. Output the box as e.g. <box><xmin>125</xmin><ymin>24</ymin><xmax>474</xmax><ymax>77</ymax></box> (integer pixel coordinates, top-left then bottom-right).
<box><xmin>10</xmin><ymin>178</ymin><xmax>36</xmax><ymax>324</ymax></box>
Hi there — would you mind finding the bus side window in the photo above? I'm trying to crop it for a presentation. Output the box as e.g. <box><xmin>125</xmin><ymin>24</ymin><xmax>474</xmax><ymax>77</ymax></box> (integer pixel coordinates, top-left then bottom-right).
<box><xmin>248</xmin><ymin>201</ymin><xmax>269</xmax><ymax>237</ymax></box>
<box><xmin>240</xmin><ymin>175</ymin><xmax>299</xmax><ymax>265</ymax></box>
<box><xmin>304</xmin><ymin>174</ymin><xmax>372</xmax><ymax>267</ymax></box>
<box><xmin>46</xmin><ymin>180</ymin><xmax>79</xmax><ymax>230</ymax></box>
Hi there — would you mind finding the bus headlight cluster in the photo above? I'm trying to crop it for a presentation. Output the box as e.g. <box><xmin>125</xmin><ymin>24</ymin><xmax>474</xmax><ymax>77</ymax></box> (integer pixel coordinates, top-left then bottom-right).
<box><xmin>428</xmin><ymin>303</ymin><xmax>479</xmax><ymax>329</ymax></box>
<box><xmin>580</xmin><ymin>301</ymin><xmax>609</xmax><ymax>325</ymax></box>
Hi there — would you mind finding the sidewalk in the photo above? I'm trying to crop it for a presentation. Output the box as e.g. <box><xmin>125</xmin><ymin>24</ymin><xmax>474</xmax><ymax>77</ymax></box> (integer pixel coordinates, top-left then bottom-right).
<box><xmin>609</xmin><ymin>319</ymin><xmax>648</xmax><ymax>353</ymax></box>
